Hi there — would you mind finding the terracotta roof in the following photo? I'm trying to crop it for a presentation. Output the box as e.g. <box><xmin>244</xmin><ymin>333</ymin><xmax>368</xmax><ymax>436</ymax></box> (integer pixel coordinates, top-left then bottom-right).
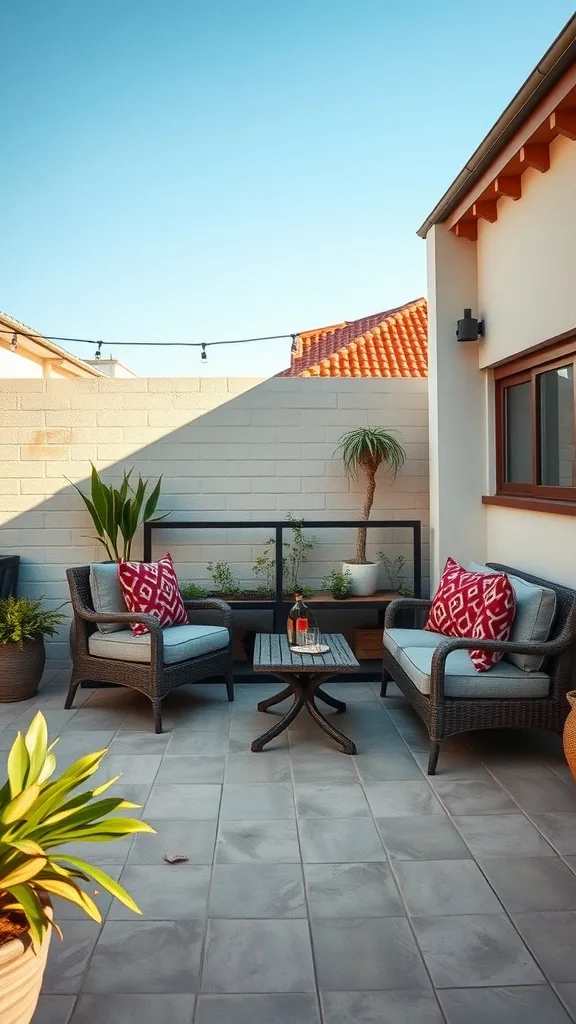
<box><xmin>278</xmin><ymin>298</ymin><xmax>428</xmax><ymax>378</ymax></box>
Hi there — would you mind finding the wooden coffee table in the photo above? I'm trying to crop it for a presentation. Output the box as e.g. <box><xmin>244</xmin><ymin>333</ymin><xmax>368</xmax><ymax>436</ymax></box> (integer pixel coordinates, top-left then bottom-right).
<box><xmin>251</xmin><ymin>633</ymin><xmax>360</xmax><ymax>754</ymax></box>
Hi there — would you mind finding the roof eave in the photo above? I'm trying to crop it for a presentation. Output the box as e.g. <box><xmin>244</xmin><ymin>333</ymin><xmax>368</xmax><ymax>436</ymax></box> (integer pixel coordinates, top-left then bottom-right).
<box><xmin>417</xmin><ymin>13</ymin><xmax>576</xmax><ymax>239</ymax></box>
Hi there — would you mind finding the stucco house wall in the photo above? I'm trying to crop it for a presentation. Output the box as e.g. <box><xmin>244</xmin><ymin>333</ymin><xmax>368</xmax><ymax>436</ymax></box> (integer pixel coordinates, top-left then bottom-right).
<box><xmin>0</xmin><ymin>376</ymin><xmax>429</xmax><ymax>665</ymax></box>
<box><xmin>426</xmin><ymin>132</ymin><xmax>576</xmax><ymax>589</ymax></box>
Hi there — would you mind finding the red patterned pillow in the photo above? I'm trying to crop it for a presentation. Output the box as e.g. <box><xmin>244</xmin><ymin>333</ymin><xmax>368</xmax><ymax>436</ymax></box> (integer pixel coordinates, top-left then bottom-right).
<box><xmin>118</xmin><ymin>553</ymin><xmax>188</xmax><ymax>636</ymax></box>
<box><xmin>469</xmin><ymin>572</ymin><xmax>516</xmax><ymax>672</ymax></box>
<box><xmin>425</xmin><ymin>557</ymin><xmax>496</xmax><ymax>638</ymax></box>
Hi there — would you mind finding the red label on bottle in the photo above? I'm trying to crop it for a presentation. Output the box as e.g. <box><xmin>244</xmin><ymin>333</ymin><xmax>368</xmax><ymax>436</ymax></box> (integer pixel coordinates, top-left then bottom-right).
<box><xmin>296</xmin><ymin>617</ymin><xmax>308</xmax><ymax>631</ymax></box>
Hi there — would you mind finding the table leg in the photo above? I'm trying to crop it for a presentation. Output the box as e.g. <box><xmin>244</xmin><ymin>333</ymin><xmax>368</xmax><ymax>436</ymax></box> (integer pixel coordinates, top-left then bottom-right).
<box><xmin>315</xmin><ymin>687</ymin><xmax>346</xmax><ymax>714</ymax></box>
<box><xmin>251</xmin><ymin>693</ymin><xmax>304</xmax><ymax>752</ymax></box>
<box><xmin>306</xmin><ymin>697</ymin><xmax>357</xmax><ymax>755</ymax></box>
<box><xmin>257</xmin><ymin>685</ymin><xmax>293</xmax><ymax>713</ymax></box>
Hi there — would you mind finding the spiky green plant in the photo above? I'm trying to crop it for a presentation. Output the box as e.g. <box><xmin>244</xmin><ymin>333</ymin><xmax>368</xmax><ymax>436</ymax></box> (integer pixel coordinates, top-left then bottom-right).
<box><xmin>0</xmin><ymin>598</ymin><xmax>65</xmax><ymax>648</ymax></box>
<box><xmin>69</xmin><ymin>463</ymin><xmax>167</xmax><ymax>561</ymax></box>
<box><xmin>0</xmin><ymin>713</ymin><xmax>154</xmax><ymax>949</ymax></box>
<box><xmin>336</xmin><ymin>427</ymin><xmax>406</xmax><ymax>564</ymax></box>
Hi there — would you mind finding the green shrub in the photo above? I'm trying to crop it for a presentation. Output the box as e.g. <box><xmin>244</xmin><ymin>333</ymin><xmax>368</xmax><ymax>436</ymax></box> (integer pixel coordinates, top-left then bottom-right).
<box><xmin>0</xmin><ymin>598</ymin><xmax>65</xmax><ymax>648</ymax></box>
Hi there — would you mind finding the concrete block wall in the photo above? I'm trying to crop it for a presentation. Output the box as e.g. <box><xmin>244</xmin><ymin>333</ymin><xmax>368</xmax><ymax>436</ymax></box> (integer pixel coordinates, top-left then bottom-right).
<box><xmin>0</xmin><ymin>376</ymin><xmax>429</xmax><ymax>665</ymax></box>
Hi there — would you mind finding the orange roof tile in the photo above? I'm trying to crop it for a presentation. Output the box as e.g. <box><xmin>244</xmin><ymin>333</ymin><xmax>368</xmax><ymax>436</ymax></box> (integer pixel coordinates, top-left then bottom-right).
<box><xmin>278</xmin><ymin>298</ymin><xmax>428</xmax><ymax>378</ymax></box>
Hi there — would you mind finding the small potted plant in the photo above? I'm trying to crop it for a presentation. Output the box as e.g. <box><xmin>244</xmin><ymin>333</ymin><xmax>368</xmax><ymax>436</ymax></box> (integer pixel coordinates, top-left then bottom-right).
<box><xmin>70</xmin><ymin>463</ymin><xmax>167</xmax><ymax>562</ymax></box>
<box><xmin>0</xmin><ymin>712</ymin><xmax>153</xmax><ymax>1024</ymax></box>
<box><xmin>0</xmin><ymin>598</ymin><xmax>65</xmax><ymax>702</ymax></box>
<box><xmin>336</xmin><ymin>427</ymin><xmax>406</xmax><ymax>596</ymax></box>
<box><xmin>323</xmin><ymin>569</ymin><xmax>353</xmax><ymax>600</ymax></box>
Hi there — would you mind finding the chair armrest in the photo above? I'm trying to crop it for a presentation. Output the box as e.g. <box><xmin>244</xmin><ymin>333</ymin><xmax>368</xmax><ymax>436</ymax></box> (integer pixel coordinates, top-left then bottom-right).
<box><xmin>183</xmin><ymin>598</ymin><xmax>232</xmax><ymax>627</ymax></box>
<box><xmin>74</xmin><ymin>607</ymin><xmax>163</xmax><ymax>634</ymax></box>
<box><xmin>385</xmin><ymin>598</ymin><xmax>432</xmax><ymax>629</ymax></box>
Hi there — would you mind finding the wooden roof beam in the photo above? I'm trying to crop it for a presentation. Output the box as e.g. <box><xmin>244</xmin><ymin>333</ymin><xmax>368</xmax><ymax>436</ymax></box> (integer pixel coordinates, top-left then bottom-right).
<box><xmin>493</xmin><ymin>175</ymin><xmax>522</xmax><ymax>200</ymax></box>
<box><xmin>473</xmin><ymin>200</ymin><xmax>498</xmax><ymax>223</ymax></box>
<box><xmin>519</xmin><ymin>143</ymin><xmax>550</xmax><ymax>172</ymax></box>
<box><xmin>550</xmin><ymin>108</ymin><xmax>576</xmax><ymax>140</ymax></box>
<box><xmin>453</xmin><ymin>220</ymin><xmax>478</xmax><ymax>242</ymax></box>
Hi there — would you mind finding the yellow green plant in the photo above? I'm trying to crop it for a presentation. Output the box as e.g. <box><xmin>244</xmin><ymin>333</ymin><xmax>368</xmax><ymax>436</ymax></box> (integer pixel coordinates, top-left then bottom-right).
<box><xmin>0</xmin><ymin>712</ymin><xmax>155</xmax><ymax>948</ymax></box>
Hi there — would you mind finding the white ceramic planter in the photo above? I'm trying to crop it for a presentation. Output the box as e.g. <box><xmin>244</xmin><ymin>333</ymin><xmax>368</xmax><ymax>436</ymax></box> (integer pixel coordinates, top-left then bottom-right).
<box><xmin>342</xmin><ymin>561</ymin><xmax>380</xmax><ymax>596</ymax></box>
<box><xmin>0</xmin><ymin>909</ymin><xmax>53</xmax><ymax>1024</ymax></box>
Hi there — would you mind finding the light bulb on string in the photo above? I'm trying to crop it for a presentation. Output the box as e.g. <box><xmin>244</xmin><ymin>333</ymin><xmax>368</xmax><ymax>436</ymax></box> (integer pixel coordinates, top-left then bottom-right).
<box><xmin>10</xmin><ymin>333</ymin><xmax>17</xmax><ymax>351</ymax></box>
<box><xmin>201</xmin><ymin>344</ymin><xmax>207</xmax><ymax>362</ymax></box>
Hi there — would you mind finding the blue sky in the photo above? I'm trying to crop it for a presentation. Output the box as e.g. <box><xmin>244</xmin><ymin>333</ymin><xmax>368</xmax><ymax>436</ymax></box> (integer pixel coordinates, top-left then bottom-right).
<box><xmin>2</xmin><ymin>1</ymin><xmax>574</xmax><ymax>377</ymax></box>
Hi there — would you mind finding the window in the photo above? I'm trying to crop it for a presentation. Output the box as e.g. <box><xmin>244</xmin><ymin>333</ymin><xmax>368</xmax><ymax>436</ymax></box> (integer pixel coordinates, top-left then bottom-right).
<box><xmin>495</xmin><ymin>338</ymin><xmax>576</xmax><ymax>503</ymax></box>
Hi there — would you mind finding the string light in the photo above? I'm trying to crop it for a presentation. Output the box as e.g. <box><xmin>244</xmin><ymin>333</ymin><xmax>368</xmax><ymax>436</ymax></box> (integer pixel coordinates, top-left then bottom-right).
<box><xmin>10</xmin><ymin>333</ymin><xmax>18</xmax><ymax>351</ymax></box>
<box><xmin>201</xmin><ymin>344</ymin><xmax>207</xmax><ymax>362</ymax></box>
<box><xmin>95</xmin><ymin>341</ymin><xmax>102</xmax><ymax>361</ymax></box>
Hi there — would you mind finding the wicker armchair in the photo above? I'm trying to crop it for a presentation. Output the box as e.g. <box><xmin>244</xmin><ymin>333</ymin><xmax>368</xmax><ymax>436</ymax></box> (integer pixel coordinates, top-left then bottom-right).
<box><xmin>65</xmin><ymin>565</ymin><xmax>234</xmax><ymax>733</ymax></box>
<box><xmin>381</xmin><ymin>564</ymin><xmax>576</xmax><ymax>774</ymax></box>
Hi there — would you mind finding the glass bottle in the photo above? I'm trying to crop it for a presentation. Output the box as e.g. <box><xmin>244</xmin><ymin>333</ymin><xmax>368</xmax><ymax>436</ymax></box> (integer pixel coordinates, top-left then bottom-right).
<box><xmin>287</xmin><ymin>593</ymin><xmax>317</xmax><ymax>646</ymax></box>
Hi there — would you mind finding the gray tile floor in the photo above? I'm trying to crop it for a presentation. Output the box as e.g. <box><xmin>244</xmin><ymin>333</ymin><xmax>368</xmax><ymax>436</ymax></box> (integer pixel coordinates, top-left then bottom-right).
<box><xmin>2</xmin><ymin>671</ymin><xmax>576</xmax><ymax>1022</ymax></box>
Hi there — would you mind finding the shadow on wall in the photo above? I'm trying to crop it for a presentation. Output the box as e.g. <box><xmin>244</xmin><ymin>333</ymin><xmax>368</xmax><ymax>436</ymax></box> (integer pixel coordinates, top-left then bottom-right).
<box><xmin>0</xmin><ymin>375</ymin><xmax>430</xmax><ymax>665</ymax></box>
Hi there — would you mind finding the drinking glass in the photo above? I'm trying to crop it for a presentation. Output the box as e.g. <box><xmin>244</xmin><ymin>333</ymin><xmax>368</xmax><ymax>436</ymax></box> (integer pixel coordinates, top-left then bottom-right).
<box><xmin>303</xmin><ymin>628</ymin><xmax>321</xmax><ymax>648</ymax></box>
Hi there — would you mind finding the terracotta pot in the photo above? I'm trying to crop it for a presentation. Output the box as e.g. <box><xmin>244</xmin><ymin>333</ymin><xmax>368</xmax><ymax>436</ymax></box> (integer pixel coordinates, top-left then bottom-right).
<box><xmin>563</xmin><ymin>691</ymin><xmax>576</xmax><ymax>782</ymax></box>
<box><xmin>0</xmin><ymin>906</ymin><xmax>53</xmax><ymax>1024</ymax></box>
<box><xmin>0</xmin><ymin>640</ymin><xmax>45</xmax><ymax>702</ymax></box>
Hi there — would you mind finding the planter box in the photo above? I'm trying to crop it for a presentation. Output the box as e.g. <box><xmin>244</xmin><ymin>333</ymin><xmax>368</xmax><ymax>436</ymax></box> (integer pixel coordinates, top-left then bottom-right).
<box><xmin>353</xmin><ymin>628</ymin><xmax>383</xmax><ymax>661</ymax></box>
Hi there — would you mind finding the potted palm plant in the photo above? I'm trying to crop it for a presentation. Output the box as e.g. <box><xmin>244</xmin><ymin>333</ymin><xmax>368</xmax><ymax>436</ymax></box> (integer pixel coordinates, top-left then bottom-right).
<box><xmin>0</xmin><ymin>598</ymin><xmax>65</xmax><ymax>702</ymax></box>
<box><xmin>0</xmin><ymin>712</ymin><xmax>153</xmax><ymax>1024</ymax></box>
<box><xmin>336</xmin><ymin>427</ymin><xmax>406</xmax><ymax>595</ymax></box>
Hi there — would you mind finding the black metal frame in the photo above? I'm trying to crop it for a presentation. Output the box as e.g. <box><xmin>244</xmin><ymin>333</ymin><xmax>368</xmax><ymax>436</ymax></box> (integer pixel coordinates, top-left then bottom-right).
<box><xmin>143</xmin><ymin>519</ymin><xmax>422</xmax><ymax>680</ymax></box>
<box><xmin>144</xmin><ymin>518</ymin><xmax>421</xmax><ymax>625</ymax></box>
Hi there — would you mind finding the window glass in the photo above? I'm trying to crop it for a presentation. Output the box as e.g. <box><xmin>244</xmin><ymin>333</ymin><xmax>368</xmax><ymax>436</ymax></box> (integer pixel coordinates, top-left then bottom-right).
<box><xmin>504</xmin><ymin>381</ymin><xmax>532</xmax><ymax>483</ymax></box>
<box><xmin>538</xmin><ymin>365</ymin><xmax>575</xmax><ymax>487</ymax></box>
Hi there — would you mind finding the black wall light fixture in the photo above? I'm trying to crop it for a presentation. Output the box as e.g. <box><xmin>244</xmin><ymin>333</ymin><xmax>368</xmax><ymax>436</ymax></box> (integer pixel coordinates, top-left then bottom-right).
<box><xmin>456</xmin><ymin>309</ymin><xmax>484</xmax><ymax>342</ymax></box>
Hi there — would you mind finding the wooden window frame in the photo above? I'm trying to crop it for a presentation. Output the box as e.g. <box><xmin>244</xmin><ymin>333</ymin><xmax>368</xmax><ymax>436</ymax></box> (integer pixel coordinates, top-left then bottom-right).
<box><xmin>495</xmin><ymin>335</ymin><xmax>576</xmax><ymax>504</ymax></box>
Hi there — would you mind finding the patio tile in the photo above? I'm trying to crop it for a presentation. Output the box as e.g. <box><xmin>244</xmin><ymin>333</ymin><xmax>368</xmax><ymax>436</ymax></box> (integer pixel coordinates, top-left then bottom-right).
<box><xmin>298</xmin><ymin>818</ymin><xmax>386</xmax><ymax>863</ymax></box>
<box><xmin>454</xmin><ymin>814</ymin><xmax>556</xmax><ymax>858</ymax></box>
<box><xmin>166</xmin><ymin>732</ymin><xmax>229</xmax><ymax>756</ymax></box>
<box><xmin>224</xmin><ymin>752</ymin><xmax>291</xmax><ymax>783</ymax></box>
<box><xmin>195</xmin><ymin>994</ymin><xmax>320</xmax><ymax>1024</ymax></box>
<box><xmin>220</xmin><ymin>783</ymin><xmax>294</xmax><ymax>820</ymax></box>
<box><xmin>412</xmin><ymin>914</ymin><xmax>544</xmax><ymax>987</ymax></box>
<box><xmin>393</xmin><ymin>859</ymin><xmax>502</xmax><ymax>916</ymax></box>
<box><xmin>95</xmin><ymin>753</ymin><xmax>162</xmax><ymax>785</ymax></box>
<box><xmin>305</xmin><ymin>862</ymin><xmax>404</xmax><ymax>917</ymax></box>
<box><xmin>82</xmin><ymin>920</ymin><xmax>203</xmax><ymax>992</ymax></box>
<box><xmin>291</xmin><ymin>754</ymin><xmax>360</xmax><ymax>783</ymax></box>
<box><xmin>228</xmin><ymin>732</ymin><xmax>289</xmax><ymax>753</ymax></box>
<box><xmin>412</xmin><ymin>748</ymin><xmax>492</xmax><ymax>781</ymax></box>
<box><xmin>69</xmin><ymin>995</ymin><xmax>195</xmax><ymax>1023</ymax></box>
<box><xmin>61</xmin><ymin>709</ymin><xmax>127</xmax><ymax>731</ymax></box>
<box><xmin>215</xmin><ymin>819</ymin><xmax>300</xmax><ymax>863</ymax></box>
<box><xmin>128</xmin><ymin>819</ymin><xmax>217</xmax><ymax>865</ymax></box>
<box><xmin>103</xmin><ymin>784</ymin><xmax>150</xmax><ymax>817</ymax></box>
<box><xmin>201</xmin><ymin>919</ymin><xmax>316</xmax><ymax>993</ymax></box>
<box><xmin>42</xmin><ymin>921</ymin><xmax>102</xmax><ymax>993</ymax></box>
<box><xmin>106</xmin><ymin>731</ymin><xmax>171</xmax><ymax>754</ymax></box>
<box><xmin>512</xmin><ymin>911</ymin><xmax>576</xmax><ymax>982</ymax></box>
<box><xmin>530</xmin><ymin>813</ymin><xmax>576</xmax><ymax>854</ymax></box>
<box><xmin>32</xmin><ymin>996</ymin><xmax>76</xmax><ymax>1024</ymax></box>
<box><xmin>295</xmin><ymin>783</ymin><xmax>369</xmax><ymax>817</ymax></box>
<box><xmin>376</xmin><ymin>815</ymin><xmax>471</xmax><ymax>861</ymax></box>
<box><xmin>155</xmin><ymin>756</ymin><xmax>225</xmax><ymax>784</ymax></box>
<box><xmin>48</xmin><ymin>731</ymin><xmax>118</xmax><ymax>758</ymax></box>
<box><xmin>555</xmin><ymin>984</ymin><xmax>576</xmax><ymax>1019</ymax></box>
<box><xmin>311</xmin><ymin>917</ymin><xmax>430</xmax><ymax>991</ymax></box>
<box><xmin>322</xmin><ymin>991</ymin><xmax>444</xmax><ymax>1024</ymax></box>
<box><xmin>50</xmin><ymin>865</ymin><xmax>123</xmax><ymax>920</ymax></box>
<box><xmin>111</xmin><ymin>865</ymin><xmax>211</xmax><ymax>919</ymax></box>
<box><xmin>498</xmin><ymin>774</ymin><xmax>576</xmax><ymax>814</ymax></box>
<box><xmin>431</xmin><ymin>779</ymin><xmax>517</xmax><ymax>815</ymax></box>
<box><xmin>62</xmin><ymin>836</ymin><xmax>134</xmax><ymax>866</ymax></box>
<box><xmin>144</xmin><ymin>783</ymin><xmax>222</xmax><ymax>819</ymax></box>
<box><xmin>364</xmin><ymin>782</ymin><xmax>443</xmax><ymax>817</ymax></box>
<box><xmin>354</xmin><ymin>751</ymin><xmax>424</xmax><ymax>782</ymax></box>
<box><xmin>438</xmin><ymin>986</ymin><xmax>571</xmax><ymax>1024</ymax></box>
<box><xmin>209</xmin><ymin>863</ymin><xmax>306</xmax><ymax>917</ymax></box>
<box><xmin>477</xmin><ymin>856</ymin><xmax>576</xmax><ymax>913</ymax></box>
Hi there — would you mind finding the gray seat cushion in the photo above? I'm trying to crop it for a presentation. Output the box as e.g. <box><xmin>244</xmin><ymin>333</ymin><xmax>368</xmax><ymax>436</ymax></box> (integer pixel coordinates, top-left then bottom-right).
<box><xmin>469</xmin><ymin>562</ymin><xmax>556</xmax><ymax>672</ymax></box>
<box><xmin>383</xmin><ymin>628</ymin><xmax>444</xmax><ymax>659</ymax></box>
<box><xmin>90</xmin><ymin>562</ymin><xmax>126</xmax><ymax>634</ymax></box>
<box><xmin>396</xmin><ymin>645</ymin><xmax>550</xmax><ymax>699</ymax></box>
<box><xmin>89</xmin><ymin>624</ymin><xmax>229</xmax><ymax>665</ymax></box>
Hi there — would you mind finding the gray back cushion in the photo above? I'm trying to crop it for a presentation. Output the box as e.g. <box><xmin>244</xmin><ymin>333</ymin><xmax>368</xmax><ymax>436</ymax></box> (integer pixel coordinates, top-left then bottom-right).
<box><xmin>89</xmin><ymin>562</ymin><xmax>126</xmax><ymax>634</ymax></box>
<box><xmin>469</xmin><ymin>562</ymin><xmax>556</xmax><ymax>671</ymax></box>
